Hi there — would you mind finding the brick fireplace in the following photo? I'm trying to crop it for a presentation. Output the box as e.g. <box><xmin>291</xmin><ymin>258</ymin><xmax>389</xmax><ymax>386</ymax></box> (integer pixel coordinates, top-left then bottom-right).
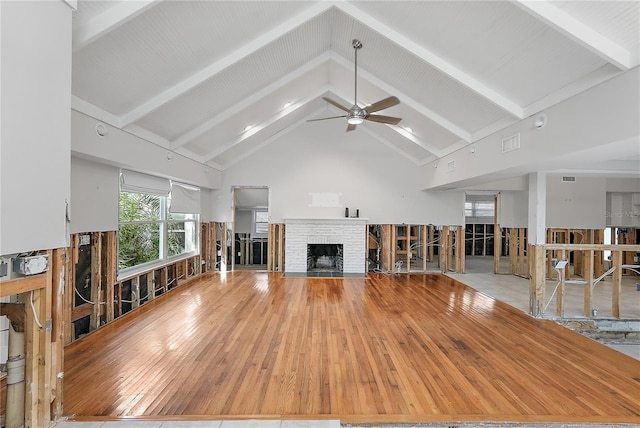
<box><xmin>284</xmin><ymin>218</ymin><xmax>367</xmax><ymax>276</ymax></box>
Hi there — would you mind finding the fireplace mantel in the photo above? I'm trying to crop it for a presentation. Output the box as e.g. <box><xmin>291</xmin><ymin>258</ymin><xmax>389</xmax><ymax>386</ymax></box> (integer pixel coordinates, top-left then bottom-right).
<box><xmin>283</xmin><ymin>218</ymin><xmax>367</xmax><ymax>275</ymax></box>
<box><xmin>284</xmin><ymin>218</ymin><xmax>368</xmax><ymax>225</ymax></box>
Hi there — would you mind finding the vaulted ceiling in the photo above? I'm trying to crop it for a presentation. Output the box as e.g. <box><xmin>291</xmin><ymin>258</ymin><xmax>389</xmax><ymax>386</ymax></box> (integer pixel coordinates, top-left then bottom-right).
<box><xmin>71</xmin><ymin>1</ymin><xmax>639</xmax><ymax>171</ymax></box>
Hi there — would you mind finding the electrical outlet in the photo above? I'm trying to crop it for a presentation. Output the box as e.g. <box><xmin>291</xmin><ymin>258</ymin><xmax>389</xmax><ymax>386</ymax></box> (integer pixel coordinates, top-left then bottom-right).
<box><xmin>13</xmin><ymin>255</ymin><xmax>49</xmax><ymax>275</ymax></box>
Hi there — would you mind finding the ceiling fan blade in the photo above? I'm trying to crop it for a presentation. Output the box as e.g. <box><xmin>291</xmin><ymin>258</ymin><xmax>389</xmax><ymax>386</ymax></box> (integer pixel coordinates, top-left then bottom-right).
<box><xmin>307</xmin><ymin>115</ymin><xmax>347</xmax><ymax>122</ymax></box>
<box><xmin>366</xmin><ymin>96</ymin><xmax>399</xmax><ymax>113</ymax></box>
<box><xmin>346</xmin><ymin>123</ymin><xmax>357</xmax><ymax>132</ymax></box>
<box><xmin>322</xmin><ymin>97</ymin><xmax>350</xmax><ymax>112</ymax></box>
<box><xmin>365</xmin><ymin>114</ymin><xmax>402</xmax><ymax>125</ymax></box>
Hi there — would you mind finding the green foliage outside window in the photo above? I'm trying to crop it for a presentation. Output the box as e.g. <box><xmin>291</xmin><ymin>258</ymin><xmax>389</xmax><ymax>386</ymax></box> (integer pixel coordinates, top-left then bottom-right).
<box><xmin>118</xmin><ymin>192</ymin><xmax>198</xmax><ymax>272</ymax></box>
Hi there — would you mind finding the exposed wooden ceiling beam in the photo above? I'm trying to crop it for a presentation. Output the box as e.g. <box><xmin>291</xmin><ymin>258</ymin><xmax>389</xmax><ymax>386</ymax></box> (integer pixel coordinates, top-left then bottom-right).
<box><xmin>220</xmin><ymin>106</ymin><xmax>330</xmax><ymax>170</ymax></box>
<box><xmin>73</xmin><ymin>1</ymin><xmax>157</xmax><ymax>52</ymax></box>
<box><xmin>202</xmin><ymin>87</ymin><xmax>330</xmax><ymax>163</ymax></box>
<box><xmin>119</xmin><ymin>1</ymin><xmax>334</xmax><ymax>127</ymax></box>
<box><xmin>513</xmin><ymin>0</ymin><xmax>634</xmax><ymax>70</ymax></box>
<box><xmin>171</xmin><ymin>52</ymin><xmax>332</xmax><ymax>150</ymax></box>
<box><xmin>331</xmin><ymin>53</ymin><xmax>472</xmax><ymax>143</ymax></box>
<box><xmin>335</xmin><ymin>2</ymin><xmax>524</xmax><ymax>119</ymax></box>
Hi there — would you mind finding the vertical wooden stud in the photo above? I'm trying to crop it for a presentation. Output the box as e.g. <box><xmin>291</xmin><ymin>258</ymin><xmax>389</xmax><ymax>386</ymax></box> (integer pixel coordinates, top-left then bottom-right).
<box><xmin>440</xmin><ymin>226</ymin><xmax>449</xmax><ymax>273</ymax></box>
<box><xmin>278</xmin><ymin>224</ymin><xmax>285</xmax><ymax>272</ymax></box>
<box><xmin>529</xmin><ymin>245</ymin><xmax>546</xmax><ymax>317</ymax></box>
<box><xmin>557</xmin><ymin>249</ymin><xmax>566</xmax><ymax>317</ymax></box>
<box><xmin>493</xmin><ymin>194</ymin><xmax>501</xmax><ymax>274</ymax></box>
<box><xmin>509</xmin><ymin>228</ymin><xmax>517</xmax><ymax>274</ymax></box>
<box><xmin>50</xmin><ymin>248</ymin><xmax>65</xmax><ymax>419</ymax></box>
<box><xmin>422</xmin><ymin>225</ymin><xmax>427</xmax><ymax>271</ymax></box>
<box><xmin>63</xmin><ymin>236</ymin><xmax>76</xmax><ymax>345</ymax></box>
<box><xmin>594</xmin><ymin>229</ymin><xmax>604</xmax><ymax>278</ymax></box>
<box><xmin>584</xmin><ymin>249</ymin><xmax>594</xmax><ymax>317</ymax></box>
<box><xmin>90</xmin><ymin>232</ymin><xmax>102</xmax><ymax>332</ymax></box>
<box><xmin>104</xmin><ymin>231</ymin><xmax>116</xmax><ymax>324</ymax></box>
<box><xmin>612</xmin><ymin>250</ymin><xmax>622</xmax><ymax>318</ymax></box>
<box><xmin>517</xmin><ymin>228</ymin><xmax>526</xmax><ymax>276</ymax></box>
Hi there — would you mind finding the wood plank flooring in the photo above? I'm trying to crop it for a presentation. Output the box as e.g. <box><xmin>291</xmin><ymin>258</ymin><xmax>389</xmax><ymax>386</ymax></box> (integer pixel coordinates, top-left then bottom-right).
<box><xmin>63</xmin><ymin>271</ymin><xmax>640</xmax><ymax>424</ymax></box>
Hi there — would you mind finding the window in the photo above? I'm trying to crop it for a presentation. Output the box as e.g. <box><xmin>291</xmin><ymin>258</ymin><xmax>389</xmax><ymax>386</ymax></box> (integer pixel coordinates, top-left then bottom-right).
<box><xmin>465</xmin><ymin>200</ymin><xmax>495</xmax><ymax>218</ymax></box>
<box><xmin>118</xmin><ymin>172</ymin><xmax>199</xmax><ymax>274</ymax></box>
<box><xmin>254</xmin><ymin>210</ymin><xmax>269</xmax><ymax>235</ymax></box>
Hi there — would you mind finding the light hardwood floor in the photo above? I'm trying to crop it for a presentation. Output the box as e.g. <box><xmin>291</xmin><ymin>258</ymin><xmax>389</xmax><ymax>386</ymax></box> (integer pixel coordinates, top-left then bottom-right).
<box><xmin>63</xmin><ymin>271</ymin><xmax>640</xmax><ymax>424</ymax></box>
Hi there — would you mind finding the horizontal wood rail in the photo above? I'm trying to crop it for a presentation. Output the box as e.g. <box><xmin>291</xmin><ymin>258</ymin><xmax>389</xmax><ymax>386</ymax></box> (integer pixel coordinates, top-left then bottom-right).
<box><xmin>544</xmin><ymin>244</ymin><xmax>640</xmax><ymax>251</ymax></box>
<box><xmin>530</xmin><ymin>243</ymin><xmax>640</xmax><ymax>318</ymax></box>
<box><xmin>0</xmin><ymin>273</ymin><xmax>47</xmax><ymax>298</ymax></box>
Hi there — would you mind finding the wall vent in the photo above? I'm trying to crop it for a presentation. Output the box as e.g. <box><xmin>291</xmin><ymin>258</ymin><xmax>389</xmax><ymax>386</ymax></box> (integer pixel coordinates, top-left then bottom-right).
<box><xmin>447</xmin><ymin>160</ymin><xmax>456</xmax><ymax>171</ymax></box>
<box><xmin>562</xmin><ymin>176</ymin><xmax>576</xmax><ymax>182</ymax></box>
<box><xmin>501</xmin><ymin>133</ymin><xmax>521</xmax><ymax>153</ymax></box>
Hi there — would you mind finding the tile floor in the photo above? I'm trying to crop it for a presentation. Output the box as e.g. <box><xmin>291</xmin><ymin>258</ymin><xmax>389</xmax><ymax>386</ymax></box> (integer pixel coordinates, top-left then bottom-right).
<box><xmin>447</xmin><ymin>256</ymin><xmax>640</xmax><ymax>360</ymax></box>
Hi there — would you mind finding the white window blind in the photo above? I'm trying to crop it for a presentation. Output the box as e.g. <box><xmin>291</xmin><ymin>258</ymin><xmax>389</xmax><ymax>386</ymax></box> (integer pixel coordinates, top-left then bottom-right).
<box><xmin>120</xmin><ymin>170</ymin><xmax>170</xmax><ymax>196</ymax></box>
<box><xmin>170</xmin><ymin>182</ymin><xmax>201</xmax><ymax>214</ymax></box>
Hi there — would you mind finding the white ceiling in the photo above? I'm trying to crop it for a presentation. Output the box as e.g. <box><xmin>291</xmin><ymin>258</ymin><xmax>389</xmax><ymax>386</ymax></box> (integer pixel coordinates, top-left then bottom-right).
<box><xmin>71</xmin><ymin>0</ymin><xmax>640</xmax><ymax>172</ymax></box>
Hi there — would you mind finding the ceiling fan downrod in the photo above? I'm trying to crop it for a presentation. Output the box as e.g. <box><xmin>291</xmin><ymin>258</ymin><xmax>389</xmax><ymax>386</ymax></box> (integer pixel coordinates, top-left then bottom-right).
<box><xmin>352</xmin><ymin>39</ymin><xmax>362</xmax><ymax>107</ymax></box>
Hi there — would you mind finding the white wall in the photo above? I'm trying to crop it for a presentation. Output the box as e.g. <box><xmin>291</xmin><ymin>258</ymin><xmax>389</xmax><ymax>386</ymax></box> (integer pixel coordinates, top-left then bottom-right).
<box><xmin>211</xmin><ymin>119</ymin><xmax>465</xmax><ymax>225</ymax></box>
<box><xmin>546</xmin><ymin>176</ymin><xmax>606</xmax><ymax>229</ymax></box>
<box><xmin>234</xmin><ymin>210</ymin><xmax>252</xmax><ymax>234</ymax></box>
<box><xmin>606</xmin><ymin>178</ymin><xmax>640</xmax><ymax>193</ymax></box>
<box><xmin>71</xmin><ymin>110</ymin><xmax>223</xmax><ymax>190</ymax></box>
<box><xmin>70</xmin><ymin>156</ymin><xmax>119</xmax><ymax>233</ymax></box>
<box><xmin>607</xmin><ymin>192</ymin><xmax>640</xmax><ymax>228</ymax></box>
<box><xmin>200</xmin><ymin>189</ymin><xmax>214</xmax><ymax>222</ymax></box>
<box><xmin>499</xmin><ymin>191</ymin><xmax>528</xmax><ymax>228</ymax></box>
<box><xmin>421</xmin><ymin>67</ymin><xmax>640</xmax><ymax>190</ymax></box>
<box><xmin>1</xmin><ymin>1</ymin><xmax>72</xmax><ymax>255</ymax></box>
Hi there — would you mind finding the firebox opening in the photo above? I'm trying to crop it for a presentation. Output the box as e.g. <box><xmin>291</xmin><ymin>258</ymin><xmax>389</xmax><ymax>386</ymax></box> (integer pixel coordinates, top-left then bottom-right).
<box><xmin>307</xmin><ymin>244</ymin><xmax>343</xmax><ymax>273</ymax></box>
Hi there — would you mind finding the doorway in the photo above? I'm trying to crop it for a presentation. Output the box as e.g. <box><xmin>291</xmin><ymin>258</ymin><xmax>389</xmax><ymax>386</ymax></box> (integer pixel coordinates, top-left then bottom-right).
<box><xmin>231</xmin><ymin>186</ymin><xmax>269</xmax><ymax>271</ymax></box>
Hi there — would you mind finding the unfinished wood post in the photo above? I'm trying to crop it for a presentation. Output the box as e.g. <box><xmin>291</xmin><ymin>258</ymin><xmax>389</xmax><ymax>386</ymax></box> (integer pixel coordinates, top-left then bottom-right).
<box><xmin>267</xmin><ymin>224</ymin><xmax>273</xmax><ymax>271</ymax></box>
<box><xmin>90</xmin><ymin>232</ymin><xmax>102</xmax><ymax>332</ymax></box>
<box><xmin>278</xmin><ymin>224</ymin><xmax>285</xmax><ymax>272</ymax></box>
<box><xmin>380</xmin><ymin>224</ymin><xmax>391</xmax><ymax>271</ymax></box>
<box><xmin>509</xmin><ymin>228</ymin><xmax>517</xmax><ymax>274</ymax></box>
<box><xmin>518</xmin><ymin>228</ymin><xmax>526</xmax><ymax>277</ymax></box>
<box><xmin>612</xmin><ymin>250</ymin><xmax>622</xmax><ymax>318</ymax></box>
<box><xmin>594</xmin><ymin>229</ymin><xmax>604</xmax><ymax>278</ymax></box>
<box><xmin>427</xmin><ymin>225</ymin><xmax>434</xmax><ymax>263</ymax></box>
<box><xmin>440</xmin><ymin>226</ymin><xmax>449</xmax><ymax>273</ymax></box>
<box><xmin>421</xmin><ymin>225</ymin><xmax>427</xmax><ymax>271</ymax></box>
<box><xmin>455</xmin><ymin>226</ymin><xmax>465</xmax><ymax>273</ymax></box>
<box><xmin>584</xmin><ymin>249</ymin><xmax>594</xmax><ymax>317</ymax></box>
<box><xmin>24</xmin><ymin>252</ymin><xmax>52</xmax><ymax>428</ymax></box>
<box><xmin>529</xmin><ymin>245</ymin><xmax>546</xmax><ymax>317</ymax></box>
<box><xmin>104</xmin><ymin>231</ymin><xmax>116</xmax><ymax>323</ymax></box>
<box><xmin>50</xmin><ymin>249</ymin><xmax>65</xmax><ymax>420</ymax></box>
<box><xmin>64</xmin><ymin>235</ymin><xmax>78</xmax><ymax>346</ymax></box>
<box><xmin>493</xmin><ymin>194</ymin><xmax>501</xmax><ymax>274</ymax></box>
<box><xmin>557</xmin><ymin>249</ymin><xmax>566</xmax><ymax>317</ymax></box>
<box><xmin>390</xmin><ymin>225</ymin><xmax>398</xmax><ymax>272</ymax></box>
<box><xmin>546</xmin><ymin>229</ymin><xmax>554</xmax><ymax>278</ymax></box>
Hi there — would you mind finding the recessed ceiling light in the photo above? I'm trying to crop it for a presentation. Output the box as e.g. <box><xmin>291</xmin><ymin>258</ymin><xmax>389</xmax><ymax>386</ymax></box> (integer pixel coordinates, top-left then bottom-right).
<box><xmin>404</xmin><ymin>126</ymin><xmax>413</xmax><ymax>133</ymax></box>
<box><xmin>243</xmin><ymin>125</ymin><xmax>254</xmax><ymax>132</ymax></box>
<box><xmin>282</xmin><ymin>102</ymin><xmax>292</xmax><ymax>109</ymax></box>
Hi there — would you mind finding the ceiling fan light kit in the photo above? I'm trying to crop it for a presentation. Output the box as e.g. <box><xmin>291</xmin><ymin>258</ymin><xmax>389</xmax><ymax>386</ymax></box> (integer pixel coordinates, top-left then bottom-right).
<box><xmin>309</xmin><ymin>39</ymin><xmax>402</xmax><ymax>132</ymax></box>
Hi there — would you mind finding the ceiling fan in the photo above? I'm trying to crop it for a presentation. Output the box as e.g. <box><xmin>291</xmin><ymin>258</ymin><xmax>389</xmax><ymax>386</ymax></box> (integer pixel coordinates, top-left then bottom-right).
<box><xmin>309</xmin><ymin>39</ymin><xmax>402</xmax><ymax>132</ymax></box>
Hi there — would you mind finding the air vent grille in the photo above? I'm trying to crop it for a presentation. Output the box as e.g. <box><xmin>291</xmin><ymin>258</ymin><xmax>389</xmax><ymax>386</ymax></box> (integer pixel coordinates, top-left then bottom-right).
<box><xmin>447</xmin><ymin>160</ymin><xmax>456</xmax><ymax>172</ymax></box>
<box><xmin>502</xmin><ymin>133</ymin><xmax>521</xmax><ymax>153</ymax></box>
<box><xmin>562</xmin><ymin>176</ymin><xmax>576</xmax><ymax>182</ymax></box>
